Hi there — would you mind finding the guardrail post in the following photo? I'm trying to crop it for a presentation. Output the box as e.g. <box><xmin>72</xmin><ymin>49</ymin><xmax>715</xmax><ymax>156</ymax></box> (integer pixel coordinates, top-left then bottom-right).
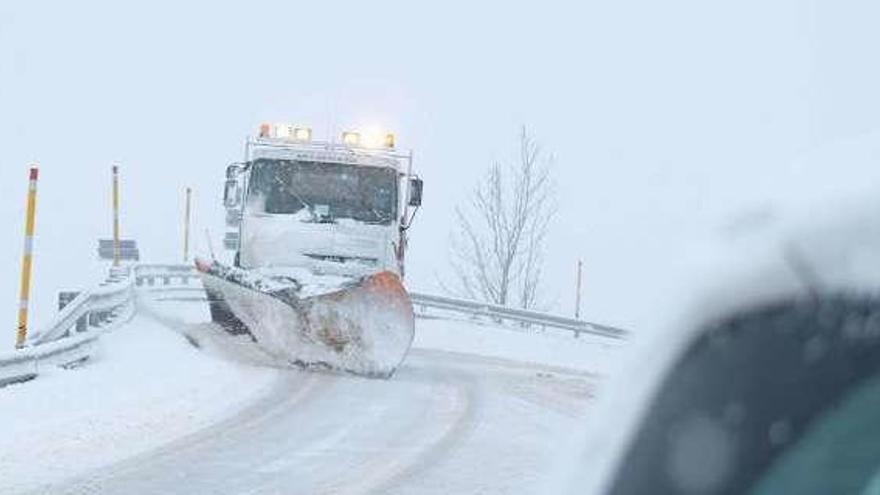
<box><xmin>15</xmin><ymin>166</ymin><xmax>39</xmax><ymax>348</ymax></box>
<box><xmin>58</xmin><ymin>291</ymin><xmax>87</xmax><ymax>333</ymax></box>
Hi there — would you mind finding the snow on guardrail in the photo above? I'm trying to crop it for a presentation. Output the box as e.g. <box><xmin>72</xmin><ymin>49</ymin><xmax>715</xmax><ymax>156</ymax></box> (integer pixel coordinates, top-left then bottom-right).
<box><xmin>0</xmin><ymin>264</ymin><xmax>196</xmax><ymax>387</ymax></box>
<box><xmin>410</xmin><ymin>292</ymin><xmax>626</xmax><ymax>339</ymax></box>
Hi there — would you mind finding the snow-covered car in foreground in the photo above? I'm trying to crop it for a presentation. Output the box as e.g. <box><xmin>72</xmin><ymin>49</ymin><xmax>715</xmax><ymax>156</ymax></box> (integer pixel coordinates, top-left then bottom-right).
<box><xmin>565</xmin><ymin>198</ymin><xmax>880</xmax><ymax>494</ymax></box>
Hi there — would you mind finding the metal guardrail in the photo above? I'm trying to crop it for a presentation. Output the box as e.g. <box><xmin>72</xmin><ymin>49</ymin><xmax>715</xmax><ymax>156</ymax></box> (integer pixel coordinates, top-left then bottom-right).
<box><xmin>130</xmin><ymin>264</ymin><xmax>625</xmax><ymax>340</ymax></box>
<box><xmin>0</xmin><ymin>268</ymin><xmax>134</xmax><ymax>387</ymax></box>
<box><xmin>31</xmin><ymin>269</ymin><xmax>134</xmax><ymax>345</ymax></box>
<box><xmin>0</xmin><ymin>264</ymin><xmax>197</xmax><ymax>387</ymax></box>
<box><xmin>0</xmin><ymin>263</ymin><xmax>623</xmax><ymax>387</ymax></box>
<box><xmin>133</xmin><ymin>264</ymin><xmax>198</xmax><ymax>287</ymax></box>
<box><xmin>410</xmin><ymin>292</ymin><xmax>626</xmax><ymax>339</ymax></box>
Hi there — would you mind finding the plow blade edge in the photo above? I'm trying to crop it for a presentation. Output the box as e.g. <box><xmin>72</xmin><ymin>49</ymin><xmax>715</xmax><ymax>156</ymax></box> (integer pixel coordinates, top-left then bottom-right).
<box><xmin>196</xmin><ymin>260</ymin><xmax>414</xmax><ymax>378</ymax></box>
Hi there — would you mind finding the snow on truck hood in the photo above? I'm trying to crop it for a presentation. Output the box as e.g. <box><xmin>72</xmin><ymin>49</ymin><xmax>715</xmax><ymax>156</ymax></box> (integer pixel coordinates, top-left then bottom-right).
<box><xmin>556</xmin><ymin>193</ymin><xmax>880</xmax><ymax>494</ymax></box>
<box><xmin>240</xmin><ymin>212</ymin><xmax>392</xmax><ymax>277</ymax></box>
<box><xmin>213</xmin><ymin>263</ymin><xmax>357</xmax><ymax>299</ymax></box>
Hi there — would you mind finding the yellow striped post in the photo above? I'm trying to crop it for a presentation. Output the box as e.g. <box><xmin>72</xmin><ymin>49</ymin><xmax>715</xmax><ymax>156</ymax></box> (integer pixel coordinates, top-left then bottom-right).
<box><xmin>112</xmin><ymin>165</ymin><xmax>120</xmax><ymax>267</ymax></box>
<box><xmin>183</xmin><ymin>187</ymin><xmax>192</xmax><ymax>262</ymax></box>
<box><xmin>16</xmin><ymin>167</ymin><xmax>39</xmax><ymax>348</ymax></box>
<box><xmin>575</xmin><ymin>259</ymin><xmax>583</xmax><ymax>319</ymax></box>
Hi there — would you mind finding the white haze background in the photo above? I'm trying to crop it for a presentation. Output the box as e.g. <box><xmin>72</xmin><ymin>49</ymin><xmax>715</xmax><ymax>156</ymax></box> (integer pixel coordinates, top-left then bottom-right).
<box><xmin>1</xmin><ymin>1</ymin><xmax>880</xmax><ymax>341</ymax></box>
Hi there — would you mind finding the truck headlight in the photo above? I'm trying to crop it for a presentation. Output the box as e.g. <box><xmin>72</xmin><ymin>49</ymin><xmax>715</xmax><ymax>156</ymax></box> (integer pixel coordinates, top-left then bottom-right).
<box><xmin>342</xmin><ymin>131</ymin><xmax>361</xmax><ymax>147</ymax></box>
<box><xmin>293</xmin><ymin>127</ymin><xmax>312</xmax><ymax>141</ymax></box>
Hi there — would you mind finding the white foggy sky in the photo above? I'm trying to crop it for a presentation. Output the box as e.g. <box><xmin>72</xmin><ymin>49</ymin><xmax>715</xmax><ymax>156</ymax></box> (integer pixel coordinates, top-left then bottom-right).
<box><xmin>2</xmin><ymin>1</ymin><xmax>880</xmax><ymax>339</ymax></box>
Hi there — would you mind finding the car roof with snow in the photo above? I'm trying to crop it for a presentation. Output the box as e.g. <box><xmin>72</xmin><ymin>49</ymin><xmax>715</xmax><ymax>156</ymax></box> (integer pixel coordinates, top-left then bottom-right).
<box><xmin>561</xmin><ymin>195</ymin><xmax>880</xmax><ymax>494</ymax></box>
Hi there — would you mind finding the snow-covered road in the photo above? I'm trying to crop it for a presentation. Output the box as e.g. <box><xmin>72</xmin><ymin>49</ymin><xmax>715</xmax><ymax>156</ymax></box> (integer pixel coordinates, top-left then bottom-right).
<box><xmin>6</xmin><ymin>289</ymin><xmax>609</xmax><ymax>494</ymax></box>
<box><xmin>49</xmin><ymin>348</ymin><xmax>592</xmax><ymax>494</ymax></box>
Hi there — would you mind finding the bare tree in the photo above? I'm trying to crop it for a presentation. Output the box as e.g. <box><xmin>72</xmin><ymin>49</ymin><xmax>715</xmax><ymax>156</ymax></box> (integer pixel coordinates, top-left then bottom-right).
<box><xmin>448</xmin><ymin>127</ymin><xmax>555</xmax><ymax>309</ymax></box>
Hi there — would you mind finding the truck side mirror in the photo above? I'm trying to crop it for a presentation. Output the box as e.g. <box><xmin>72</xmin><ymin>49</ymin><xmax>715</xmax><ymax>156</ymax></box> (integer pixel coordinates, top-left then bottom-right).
<box><xmin>408</xmin><ymin>177</ymin><xmax>423</xmax><ymax>207</ymax></box>
<box><xmin>223</xmin><ymin>179</ymin><xmax>241</xmax><ymax>208</ymax></box>
<box><xmin>226</xmin><ymin>164</ymin><xmax>241</xmax><ymax>179</ymax></box>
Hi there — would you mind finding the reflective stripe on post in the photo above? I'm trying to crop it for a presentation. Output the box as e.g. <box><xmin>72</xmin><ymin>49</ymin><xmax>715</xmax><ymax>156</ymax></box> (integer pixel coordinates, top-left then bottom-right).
<box><xmin>16</xmin><ymin>166</ymin><xmax>38</xmax><ymax>348</ymax></box>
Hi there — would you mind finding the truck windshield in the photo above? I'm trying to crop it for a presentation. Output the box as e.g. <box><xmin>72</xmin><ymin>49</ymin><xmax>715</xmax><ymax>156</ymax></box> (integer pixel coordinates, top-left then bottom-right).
<box><xmin>248</xmin><ymin>159</ymin><xmax>398</xmax><ymax>225</ymax></box>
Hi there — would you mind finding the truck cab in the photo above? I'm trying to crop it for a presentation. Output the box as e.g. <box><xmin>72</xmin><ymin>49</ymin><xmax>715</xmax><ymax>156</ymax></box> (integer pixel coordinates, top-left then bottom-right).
<box><xmin>222</xmin><ymin>124</ymin><xmax>422</xmax><ymax>280</ymax></box>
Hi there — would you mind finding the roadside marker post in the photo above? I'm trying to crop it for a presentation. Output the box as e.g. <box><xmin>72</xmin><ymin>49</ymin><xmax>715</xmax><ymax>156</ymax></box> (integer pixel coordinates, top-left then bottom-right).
<box><xmin>575</xmin><ymin>259</ymin><xmax>583</xmax><ymax>320</ymax></box>
<box><xmin>183</xmin><ymin>187</ymin><xmax>192</xmax><ymax>262</ymax></box>
<box><xmin>112</xmin><ymin>165</ymin><xmax>121</xmax><ymax>267</ymax></box>
<box><xmin>16</xmin><ymin>167</ymin><xmax>39</xmax><ymax>348</ymax></box>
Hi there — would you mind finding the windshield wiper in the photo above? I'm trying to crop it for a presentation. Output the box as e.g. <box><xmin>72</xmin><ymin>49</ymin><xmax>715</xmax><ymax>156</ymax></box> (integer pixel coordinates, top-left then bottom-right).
<box><xmin>275</xmin><ymin>176</ymin><xmax>319</xmax><ymax>222</ymax></box>
<box><xmin>362</xmin><ymin>207</ymin><xmax>391</xmax><ymax>224</ymax></box>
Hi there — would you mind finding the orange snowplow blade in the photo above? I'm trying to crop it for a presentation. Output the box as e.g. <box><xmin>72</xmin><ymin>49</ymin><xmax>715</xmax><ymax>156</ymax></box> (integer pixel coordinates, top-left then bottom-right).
<box><xmin>197</xmin><ymin>260</ymin><xmax>414</xmax><ymax>378</ymax></box>
<box><xmin>303</xmin><ymin>271</ymin><xmax>414</xmax><ymax>354</ymax></box>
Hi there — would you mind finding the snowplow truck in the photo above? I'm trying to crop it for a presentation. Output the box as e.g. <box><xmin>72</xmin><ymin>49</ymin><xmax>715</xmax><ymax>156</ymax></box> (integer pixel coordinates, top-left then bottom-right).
<box><xmin>198</xmin><ymin>123</ymin><xmax>423</xmax><ymax>378</ymax></box>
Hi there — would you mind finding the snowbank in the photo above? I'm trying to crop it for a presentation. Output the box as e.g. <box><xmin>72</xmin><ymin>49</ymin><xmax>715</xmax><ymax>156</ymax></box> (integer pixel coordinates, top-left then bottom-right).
<box><xmin>413</xmin><ymin>316</ymin><xmax>620</xmax><ymax>374</ymax></box>
<box><xmin>0</xmin><ymin>314</ymin><xmax>277</xmax><ymax>493</ymax></box>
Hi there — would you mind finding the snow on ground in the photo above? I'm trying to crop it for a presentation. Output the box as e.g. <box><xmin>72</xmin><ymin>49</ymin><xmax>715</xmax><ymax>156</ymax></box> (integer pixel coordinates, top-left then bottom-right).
<box><xmin>0</xmin><ymin>312</ymin><xmax>277</xmax><ymax>494</ymax></box>
<box><xmin>0</xmin><ymin>284</ymin><xmax>615</xmax><ymax>494</ymax></box>
<box><xmin>48</xmin><ymin>346</ymin><xmax>596</xmax><ymax>495</ymax></box>
<box><xmin>414</xmin><ymin>315</ymin><xmax>621</xmax><ymax>374</ymax></box>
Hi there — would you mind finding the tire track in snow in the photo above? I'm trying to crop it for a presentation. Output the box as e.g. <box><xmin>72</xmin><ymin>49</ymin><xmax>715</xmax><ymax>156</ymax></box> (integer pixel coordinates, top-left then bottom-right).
<box><xmin>133</xmin><ymin>294</ymin><xmax>486</xmax><ymax>494</ymax></box>
<box><xmin>42</xmin><ymin>319</ymin><xmax>593</xmax><ymax>494</ymax></box>
<box><xmin>50</xmin><ymin>371</ymin><xmax>327</xmax><ymax>494</ymax></box>
<box><xmin>311</xmin><ymin>361</ymin><xmax>481</xmax><ymax>495</ymax></box>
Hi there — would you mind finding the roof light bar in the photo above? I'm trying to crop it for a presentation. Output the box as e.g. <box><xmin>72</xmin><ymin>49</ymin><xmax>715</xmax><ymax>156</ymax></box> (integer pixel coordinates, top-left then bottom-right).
<box><xmin>258</xmin><ymin>123</ymin><xmax>312</xmax><ymax>142</ymax></box>
<box><xmin>257</xmin><ymin>123</ymin><xmax>396</xmax><ymax>149</ymax></box>
<box><xmin>342</xmin><ymin>131</ymin><xmax>361</xmax><ymax>147</ymax></box>
<box><xmin>343</xmin><ymin>130</ymin><xmax>396</xmax><ymax>149</ymax></box>
<box><xmin>293</xmin><ymin>127</ymin><xmax>312</xmax><ymax>141</ymax></box>
<box><xmin>259</xmin><ymin>122</ymin><xmax>271</xmax><ymax>138</ymax></box>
